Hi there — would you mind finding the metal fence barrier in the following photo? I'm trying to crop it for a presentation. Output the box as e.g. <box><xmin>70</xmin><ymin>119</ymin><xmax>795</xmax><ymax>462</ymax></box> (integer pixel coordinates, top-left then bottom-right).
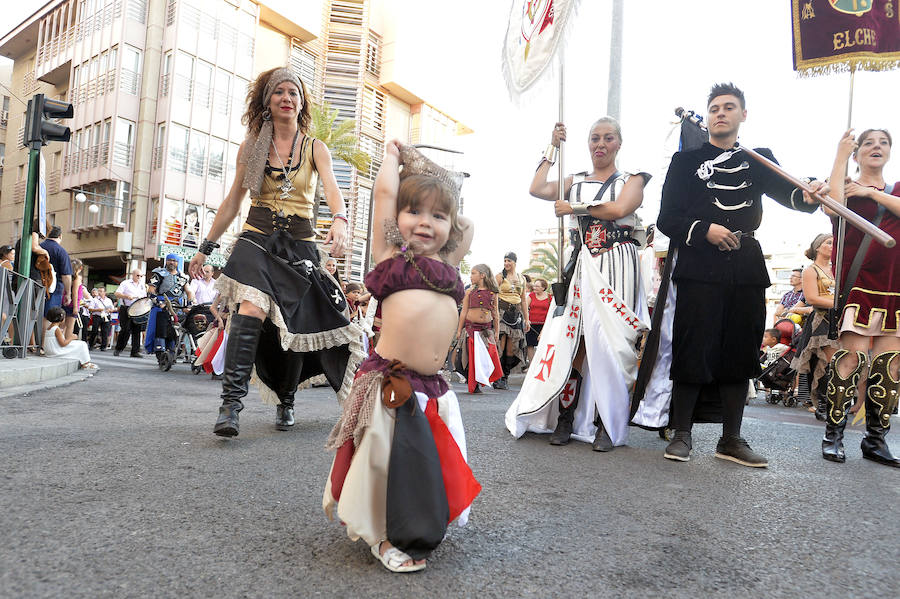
<box><xmin>1</xmin><ymin>269</ymin><xmax>46</xmax><ymax>359</ymax></box>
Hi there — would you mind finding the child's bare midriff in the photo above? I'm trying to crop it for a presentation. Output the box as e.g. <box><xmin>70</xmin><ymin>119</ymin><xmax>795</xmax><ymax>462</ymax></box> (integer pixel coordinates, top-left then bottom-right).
<box><xmin>376</xmin><ymin>289</ymin><xmax>458</xmax><ymax>374</ymax></box>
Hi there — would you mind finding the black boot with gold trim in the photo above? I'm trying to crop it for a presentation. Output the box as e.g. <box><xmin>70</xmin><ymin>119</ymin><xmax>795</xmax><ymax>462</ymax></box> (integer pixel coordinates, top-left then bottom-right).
<box><xmin>822</xmin><ymin>349</ymin><xmax>867</xmax><ymax>463</ymax></box>
<box><xmin>860</xmin><ymin>351</ymin><xmax>900</xmax><ymax>468</ymax></box>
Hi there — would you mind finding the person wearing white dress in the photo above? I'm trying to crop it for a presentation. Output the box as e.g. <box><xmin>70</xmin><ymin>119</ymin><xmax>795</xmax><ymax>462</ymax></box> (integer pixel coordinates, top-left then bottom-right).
<box><xmin>43</xmin><ymin>307</ymin><xmax>97</xmax><ymax>369</ymax></box>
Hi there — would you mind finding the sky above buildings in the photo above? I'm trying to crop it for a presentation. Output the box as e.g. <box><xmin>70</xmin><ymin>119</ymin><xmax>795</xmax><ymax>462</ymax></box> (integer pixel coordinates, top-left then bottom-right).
<box><xmin>3</xmin><ymin>0</ymin><xmax>899</xmax><ymax>274</ymax></box>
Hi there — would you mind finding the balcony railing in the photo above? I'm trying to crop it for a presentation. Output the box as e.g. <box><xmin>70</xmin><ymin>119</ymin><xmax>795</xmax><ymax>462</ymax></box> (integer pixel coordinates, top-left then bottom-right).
<box><xmin>151</xmin><ymin>146</ymin><xmax>164</xmax><ymax>170</ymax></box>
<box><xmin>47</xmin><ymin>169</ymin><xmax>61</xmax><ymax>195</ymax></box>
<box><xmin>72</xmin><ymin>193</ymin><xmax>131</xmax><ymax>231</ymax></box>
<box><xmin>63</xmin><ymin>142</ymin><xmax>110</xmax><ymax>176</ymax></box>
<box><xmin>121</xmin><ymin>69</ymin><xmax>140</xmax><ymax>96</ymax></box>
<box><xmin>22</xmin><ymin>71</ymin><xmax>37</xmax><ymax>96</ymax></box>
<box><xmin>0</xmin><ymin>109</ymin><xmax>7</xmax><ymax>128</ymax></box>
<box><xmin>112</xmin><ymin>142</ymin><xmax>133</xmax><ymax>168</ymax></box>
<box><xmin>13</xmin><ymin>179</ymin><xmax>26</xmax><ymax>202</ymax></box>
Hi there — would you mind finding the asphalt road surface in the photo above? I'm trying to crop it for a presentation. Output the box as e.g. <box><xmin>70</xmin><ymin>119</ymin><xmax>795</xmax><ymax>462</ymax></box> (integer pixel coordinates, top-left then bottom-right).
<box><xmin>3</xmin><ymin>354</ymin><xmax>898</xmax><ymax>598</ymax></box>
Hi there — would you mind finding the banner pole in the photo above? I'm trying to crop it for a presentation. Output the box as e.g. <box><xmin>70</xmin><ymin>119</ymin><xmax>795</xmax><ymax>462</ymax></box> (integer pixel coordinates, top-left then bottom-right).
<box><xmin>557</xmin><ymin>54</ymin><xmax>565</xmax><ymax>284</ymax></box>
<box><xmin>830</xmin><ymin>66</ymin><xmax>856</xmax><ymax>339</ymax></box>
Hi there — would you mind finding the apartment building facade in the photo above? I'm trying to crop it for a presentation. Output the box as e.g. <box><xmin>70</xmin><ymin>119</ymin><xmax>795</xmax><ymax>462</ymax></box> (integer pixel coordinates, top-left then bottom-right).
<box><xmin>0</xmin><ymin>65</ymin><xmax>10</xmax><ymax>194</ymax></box>
<box><xmin>0</xmin><ymin>0</ymin><xmax>469</xmax><ymax>283</ymax></box>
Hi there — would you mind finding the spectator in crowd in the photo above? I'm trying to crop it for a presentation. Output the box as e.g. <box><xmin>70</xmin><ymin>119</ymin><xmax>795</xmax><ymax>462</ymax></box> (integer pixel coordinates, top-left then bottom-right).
<box><xmin>774</xmin><ymin>268</ymin><xmax>813</xmax><ymax>324</ymax></box>
<box><xmin>13</xmin><ymin>219</ymin><xmax>50</xmax><ymax>287</ymax></box>
<box><xmin>65</xmin><ymin>258</ymin><xmax>85</xmax><ymax>338</ymax></box>
<box><xmin>40</xmin><ymin>226</ymin><xmax>73</xmax><ymax>333</ymax></box>
<box><xmin>88</xmin><ymin>287</ymin><xmax>114</xmax><ymax>351</ymax></box>
<box><xmin>189</xmin><ymin>264</ymin><xmax>219</xmax><ymax>305</ymax></box>
<box><xmin>0</xmin><ymin>245</ymin><xmax>14</xmax><ymax>271</ymax></box>
<box><xmin>1</xmin><ymin>245</ymin><xmax>14</xmax><ymax>344</ymax></box>
<box><xmin>44</xmin><ymin>306</ymin><xmax>97</xmax><ymax>369</ymax></box>
<box><xmin>78</xmin><ymin>286</ymin><xmax>93</xmax><ymax>340</ymax></box>
<box><xmin>525</xmin><ymin>277</ymin><xmax>551</xmax><ymax>366</ymax></box>
<box><xmin>324</xmin><ymin>256</ymin><xmax>339</xmax><ymax>279</ymax></box>
<box><xmin>344</xmin><ymin>282</ymin><xmax>362</xmax><ymax>323</ymax></box>
<box><xmin>760</xmin><ymin>328</ymin><xmax>790</xmax><ymax>369</ymax></box>
<box><xmin>114</xmin><ymin>268</ymin><xmax>147</xmax><ymax>357</ymax></box>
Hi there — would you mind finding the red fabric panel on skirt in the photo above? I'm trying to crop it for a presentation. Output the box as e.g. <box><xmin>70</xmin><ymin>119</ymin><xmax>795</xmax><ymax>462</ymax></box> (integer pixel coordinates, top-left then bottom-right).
<box><xmin>466</xmin><ymin>334</ymin><xmax>504</xmax><ymax>392</ymax></box>
<box><xmin>203</xmin><ymin>330</ymin><xmax>225</xmax><ymax>373</ymax></box>
<box><xmin>487</xmin><ymin>343</ymin><xmax>502</xmax><ymax>382</ymax></box>
<box><xmin>424</xmin><ymin>398</ymin><xmax>481</xmax><ymax>523</ymax></box>
<box><xmin>467</xmin><ymin>335</ymin><xmax>477</xmax><ymax>393</ymax></box>
<box><xmin>329</xmin><ymin>439</ymin><xmax>355</xmax><ymax>501</ymax></box>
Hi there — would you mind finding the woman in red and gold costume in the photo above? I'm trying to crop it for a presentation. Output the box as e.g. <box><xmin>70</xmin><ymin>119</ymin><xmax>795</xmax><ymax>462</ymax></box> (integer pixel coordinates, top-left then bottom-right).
<box><xmin>820</xmin><ymin>129</ymin><xmax>900</xmax><ymax>467</ymax></box>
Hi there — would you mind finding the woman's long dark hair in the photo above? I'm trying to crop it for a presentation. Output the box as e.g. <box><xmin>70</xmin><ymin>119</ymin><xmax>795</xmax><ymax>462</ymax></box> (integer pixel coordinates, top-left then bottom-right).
<box><xmin>241</xmin><ymin>67</ymin><xmax>312</xmax><ymax>136</ymax></box>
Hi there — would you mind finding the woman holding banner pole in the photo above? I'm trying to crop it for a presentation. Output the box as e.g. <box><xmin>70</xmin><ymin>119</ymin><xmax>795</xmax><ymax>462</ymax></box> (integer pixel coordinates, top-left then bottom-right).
<box><xmin>819</xmin><ymin>128</ymin><xmax>900</xmax><ymax>467</ymax></box>
<box><xmin>505</xmin><ymin>117</ymin><xmax>650</xmax><ymax>451</ymax></box>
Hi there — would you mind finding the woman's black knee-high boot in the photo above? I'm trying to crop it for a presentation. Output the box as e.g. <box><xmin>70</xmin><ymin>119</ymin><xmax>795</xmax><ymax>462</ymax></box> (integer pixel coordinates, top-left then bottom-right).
<box><xmin>213</xmin><ymin>314</ymin><xmax>263</xmax><ymax>437</ymax></box>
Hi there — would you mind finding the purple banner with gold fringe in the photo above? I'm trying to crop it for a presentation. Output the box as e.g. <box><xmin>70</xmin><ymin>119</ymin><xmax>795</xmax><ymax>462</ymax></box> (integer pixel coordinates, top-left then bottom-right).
<box><xmin>791</xmin><ymin>0</ymin><xmax>900</xmax><ymax>74</ymax></box>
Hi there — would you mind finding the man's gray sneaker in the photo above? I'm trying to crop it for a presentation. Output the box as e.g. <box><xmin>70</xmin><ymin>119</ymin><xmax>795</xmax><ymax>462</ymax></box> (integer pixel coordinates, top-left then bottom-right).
<box><xmin>715</xmin><ymin>436</ymin><xmax>768</xmax><ymax>468</ymax></box>
<box><xmin>664</xmin><ymin>431</ymin><xmax>692</xmax><ymax>462</ymax></box>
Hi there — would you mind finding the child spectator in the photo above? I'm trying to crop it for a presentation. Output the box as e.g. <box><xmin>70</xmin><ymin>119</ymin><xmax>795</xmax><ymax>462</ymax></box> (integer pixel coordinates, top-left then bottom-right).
<box><xmin>43</xmin><ymin>307</ymin><xmax>97</xmax><ymax>369</ymax></box>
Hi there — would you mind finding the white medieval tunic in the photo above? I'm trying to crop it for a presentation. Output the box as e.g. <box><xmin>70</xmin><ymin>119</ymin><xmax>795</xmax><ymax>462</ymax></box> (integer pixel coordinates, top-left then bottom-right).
<box><xmin>505</xmin><ymin>174</ymin><xmax>650</xmax><ymax>445</ymax></box>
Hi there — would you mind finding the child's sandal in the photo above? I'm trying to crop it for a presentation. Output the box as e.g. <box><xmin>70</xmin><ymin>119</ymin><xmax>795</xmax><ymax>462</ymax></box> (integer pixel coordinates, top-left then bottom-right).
<box><xmin>370</xmin><ymin>542</ymin><xmax>425</xmax><ymax>573</ymax></box>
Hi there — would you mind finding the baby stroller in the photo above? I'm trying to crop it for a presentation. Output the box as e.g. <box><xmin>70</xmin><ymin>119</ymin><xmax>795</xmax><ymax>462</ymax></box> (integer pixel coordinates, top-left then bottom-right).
<box><xmin>757</xmin><ymin>318</ymin><xmax>800</xmax><ymax>406</ymax></box>
<box><xmin>156</xmin><ymin>299</ymin><xmax>212</xmax><ymax>371</ymax></box>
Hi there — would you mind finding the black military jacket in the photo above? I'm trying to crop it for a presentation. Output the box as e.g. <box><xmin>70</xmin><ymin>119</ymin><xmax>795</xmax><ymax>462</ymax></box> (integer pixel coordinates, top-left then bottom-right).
<box><xmin>657</xmin><ymin>142</ymin><xmax>817</xmax><ymax>285</ymax></box>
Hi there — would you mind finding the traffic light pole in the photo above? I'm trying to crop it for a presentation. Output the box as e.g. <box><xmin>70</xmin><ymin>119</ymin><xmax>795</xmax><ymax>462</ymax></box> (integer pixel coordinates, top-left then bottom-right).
<box><xmin>16</xmin><ymin>92</ymin><xmax>72</xmax><ymax>285</ymax></box>
<box><xmin>16</xmin><ymin>144</ymin><xmax>41</xmax><ymax>282</ymax></box>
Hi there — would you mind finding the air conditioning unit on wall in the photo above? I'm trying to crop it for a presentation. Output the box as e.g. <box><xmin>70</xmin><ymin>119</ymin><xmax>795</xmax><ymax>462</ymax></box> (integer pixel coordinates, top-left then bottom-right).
<box><xmin>116</xmin><ymin>231</ymin><xmax>132</xmax><ymax>253</ymax></box>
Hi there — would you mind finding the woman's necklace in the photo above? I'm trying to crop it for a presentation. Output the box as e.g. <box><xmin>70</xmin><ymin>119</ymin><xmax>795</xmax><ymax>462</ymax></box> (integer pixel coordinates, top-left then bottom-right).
<box><xmin>857</xmin><ymin>174</ymin><xmax>886</xmax><ymax>191</ymax></box>
<box><xmin>270</xmin><ymin>130</ymin><xmax>300</xmax><ymax>214</ymax></box>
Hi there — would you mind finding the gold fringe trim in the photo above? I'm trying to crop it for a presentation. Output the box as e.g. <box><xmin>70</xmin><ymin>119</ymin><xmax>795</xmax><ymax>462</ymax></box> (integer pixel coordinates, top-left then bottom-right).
<box><xmin>796</xmin><ymin>58</ymin><xmax>900</xmax><ymax>78</ymax></box>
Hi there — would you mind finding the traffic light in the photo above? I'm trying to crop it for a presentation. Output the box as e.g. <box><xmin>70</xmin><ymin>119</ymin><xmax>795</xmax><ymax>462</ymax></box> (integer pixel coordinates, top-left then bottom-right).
<box><xmin>24</xmin><ymin>93</ymin><xmax>73</xmax><ymax>147</ymax></box>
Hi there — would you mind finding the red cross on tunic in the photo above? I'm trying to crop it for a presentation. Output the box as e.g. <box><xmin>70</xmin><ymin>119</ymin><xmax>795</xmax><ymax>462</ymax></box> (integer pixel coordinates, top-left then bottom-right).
<box><xmin>560</xmin><ymin>378</ymin><xmax>578</xmax><ymax>408</ymax></box>
<box><xmin>599</xmin><ymin>288</ymin><xmax>614</xmax><ymax>303</ymax></box>
<box><xmin>534</xmin><ymin>344</ymin><xmax>556</xmax><ymax>382</ymax></box>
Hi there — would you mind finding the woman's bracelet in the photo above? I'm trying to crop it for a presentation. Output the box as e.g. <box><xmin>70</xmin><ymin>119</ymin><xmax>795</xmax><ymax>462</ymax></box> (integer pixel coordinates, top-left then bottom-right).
<box><xmin>333</xmin><ymin>213</ymin><xmax>348</xmax><ymax>224</ymax></box>
<box><xmin>198</xmin><ymin>238</ymin><xmax>220</xmax><ymax>256</ymax></box>
<box><xmin>543</xmin><ymin>144</ymin><xmax>559</xmax><ymax>165</ymax></box>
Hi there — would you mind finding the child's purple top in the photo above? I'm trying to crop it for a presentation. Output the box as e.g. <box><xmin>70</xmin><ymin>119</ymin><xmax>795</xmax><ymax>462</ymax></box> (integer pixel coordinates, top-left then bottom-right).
<box><xmin>364</xmin><ymin>254</ymin><xmax>464</xmax><ymax>305</ymax></box>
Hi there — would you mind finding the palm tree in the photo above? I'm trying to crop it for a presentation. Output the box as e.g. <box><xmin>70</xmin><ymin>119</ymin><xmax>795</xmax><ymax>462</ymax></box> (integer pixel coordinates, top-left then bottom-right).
<box><xmin>523</xmin><ymin>242</ymin><xmax>560</xmax><ymax>282</ymax></box>
<box><xmin>308</xmin><ymin>102</ymin><xmax>371</xmax><ymax>174</ymax></box>
<box><xmin>308</xmin><ymin>102</ymin><xmax>372</xmax><ymax>277</ymax></box>
<box><xmin>459</xmin><ymin>250</ymin><xmax>472</xmax><ymax>275</ymax></box>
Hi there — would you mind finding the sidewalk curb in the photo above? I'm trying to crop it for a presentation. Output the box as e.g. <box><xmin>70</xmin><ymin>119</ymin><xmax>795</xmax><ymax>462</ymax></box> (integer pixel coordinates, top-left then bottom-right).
<box><xmin>0</xmin><ymin>369</ymin><xmax>96</xmax><ymax>399</ymax></box>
